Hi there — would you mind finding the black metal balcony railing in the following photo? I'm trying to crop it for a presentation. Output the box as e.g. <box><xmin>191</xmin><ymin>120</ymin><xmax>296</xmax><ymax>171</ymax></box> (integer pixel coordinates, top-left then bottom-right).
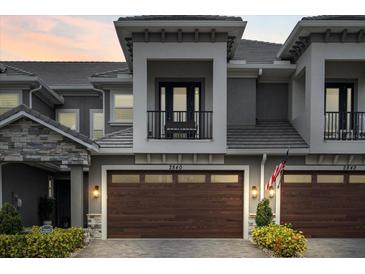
<box><xmin>147</xmin><ymin>111</ymin><xmax>213</xmax><ymax>139</ymax></box>
<box><xmin>324</xmin><ymin>112</ymin><xmax>365</xmax><ymax>140</ymax></box>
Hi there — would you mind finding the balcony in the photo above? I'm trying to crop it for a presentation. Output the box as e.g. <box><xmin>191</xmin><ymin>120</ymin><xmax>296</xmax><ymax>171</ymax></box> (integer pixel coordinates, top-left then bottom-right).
<box><xmin>324</xmin><ymin>112</ymin><xmax>365</xmax><ymax>140</ymax></box>
<box><xmin>147</xmin><ymin>111</ymin><xmax>213</xmax><ymax>139</ymax></box>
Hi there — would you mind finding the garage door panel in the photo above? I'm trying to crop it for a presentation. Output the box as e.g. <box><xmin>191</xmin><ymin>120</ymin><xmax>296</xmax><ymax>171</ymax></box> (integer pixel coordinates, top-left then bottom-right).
<box><xmin>107</xmin><ymin>171</ymin><xmax>243</xmax><ymax>238</ymax></box>
<box><xmin>281</xmin><ymin>171</ymin><xmax>365</xmax><ymax>238</ymax></box>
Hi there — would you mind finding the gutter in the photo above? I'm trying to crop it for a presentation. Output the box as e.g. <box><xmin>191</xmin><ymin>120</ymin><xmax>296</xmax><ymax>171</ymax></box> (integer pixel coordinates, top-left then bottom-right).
<box><xmin>260</xmin><ymin>153</ymin><xmax>267</xmax><ymax>200</ymax></box>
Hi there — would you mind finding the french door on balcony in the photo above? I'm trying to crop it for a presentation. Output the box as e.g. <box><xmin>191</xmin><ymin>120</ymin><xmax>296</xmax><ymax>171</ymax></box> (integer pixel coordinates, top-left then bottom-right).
<box><xmin>158</xmin><ymin>81</ymin><xmax>201</xmax><ymax>139</ymax></box>
<box><xmin>324</xmin><ymin>82</ymin><xmax>355</xmax><ymax>139</ymax></box>
<box><xmin>159</xmin><ymin>81</ymin><xmax>201</xmax><ymax>119</ymax></box>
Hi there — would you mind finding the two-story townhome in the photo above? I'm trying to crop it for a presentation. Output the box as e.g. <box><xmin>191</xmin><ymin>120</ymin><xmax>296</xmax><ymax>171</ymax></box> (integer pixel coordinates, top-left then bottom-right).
<box><xmin>1</xmin><ymin>15</ymin><xmax>365</xmax><ymax>239</ymax></box>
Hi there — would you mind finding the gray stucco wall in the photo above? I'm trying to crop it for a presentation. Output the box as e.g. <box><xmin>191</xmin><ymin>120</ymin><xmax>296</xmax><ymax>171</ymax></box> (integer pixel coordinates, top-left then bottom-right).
<box><xmin>55</xmin><ymin>94</ymin><xmax>102</xmax><ymax>137</ymax></box>
<box><xmin>32</xmin><ymin>94</ymin><xmax>55</xmax><ymax>119</ymax></box>
<box><xmin>225</xmin><ymin>154</ymin><xmax>306</xmax><ymax>214</ymax></box>
<box><xmin>256</xmin><ymin>83</ymin><xmax>288</xmax><ymax>121</ymax></box>
<box><xmin>2</xmin><ymin>163</ymin><xmax>49</xmax><ymax>226</ymax></box>
<box><xmin>88</xmin><ymin>155</ymin><xmax>135</xmax><ymax>213</ymax></box>
<box><xmin>227</xmin><ymin>78</ymin><xmax>256</xmax><ymax>126</ymax></box>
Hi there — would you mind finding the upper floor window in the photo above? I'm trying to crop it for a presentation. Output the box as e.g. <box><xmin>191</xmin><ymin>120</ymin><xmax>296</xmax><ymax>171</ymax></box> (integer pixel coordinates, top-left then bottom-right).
<box><xmin>112</xmin><ymin>93</ymin><xmax>133</xmax><ymax>123</ymax></box>
<box><xmin>0</xmin><ymin>93</ymin><xmax>20</xmax><ymax>115</ymax></box>
<box><xmin>56</xmin><ymin>109</ymin><xmax>79</xmax><ymax>131</ymax></box>
<box><xmin>90</xmin><ymin>109</ymin><xmax>104</xmax><ymax>139</ymax></box>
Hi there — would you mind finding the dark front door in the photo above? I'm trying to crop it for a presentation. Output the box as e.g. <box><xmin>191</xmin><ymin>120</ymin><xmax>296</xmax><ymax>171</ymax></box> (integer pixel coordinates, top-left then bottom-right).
<box><xmin>54</xmin><ymin>180</ymin><xmax>71</xmax><ymax>228</ymax></box>
<box><xmin>325</xmin><ymin>82</ymin><xmax>354</xmax><ymax>130</ymax></box>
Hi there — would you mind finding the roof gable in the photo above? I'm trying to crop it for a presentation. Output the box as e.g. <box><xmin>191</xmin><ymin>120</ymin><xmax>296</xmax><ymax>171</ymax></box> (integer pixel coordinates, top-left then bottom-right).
<box><xmin>0</xmin><ymin>105</ymin><xmax>98</xmax><ymax>151</ymax></box>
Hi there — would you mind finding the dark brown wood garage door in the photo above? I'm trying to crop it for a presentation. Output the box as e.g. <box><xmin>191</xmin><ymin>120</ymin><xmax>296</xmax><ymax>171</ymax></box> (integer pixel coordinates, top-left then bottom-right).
<box><xmin>281</xmin><ymin>171</ymin><xmax>365</xmax><ymax>238</ymax></box>
<box><xmin>107</xmin><ymin>171</ymin><xmax>243</xmax><ymax>238</ymax></box>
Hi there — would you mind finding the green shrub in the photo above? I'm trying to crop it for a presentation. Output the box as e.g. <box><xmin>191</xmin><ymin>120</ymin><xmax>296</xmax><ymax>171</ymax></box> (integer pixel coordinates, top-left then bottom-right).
<box><xmin>252</xmin><ymin>224</ymin><xmax>307</xmax><ymax>257</ymax></box>
<box><xmin>0</xmin><ymin>203</ymin><xmax>23</xmax><ymax>235</ymax></box>
<box><xmin>255</xmin><ymin>198</ymin><xmax>273</xmax><ymax>227</ymax></box>
<box><xmin>0</xmin><ymin>226</ymin><xmax>85</xmax><ymax>258</ymax></box>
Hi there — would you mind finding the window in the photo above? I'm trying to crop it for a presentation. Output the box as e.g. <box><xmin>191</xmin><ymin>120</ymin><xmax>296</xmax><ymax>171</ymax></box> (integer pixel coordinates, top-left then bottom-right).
<box><xmin>111</xmin><ymin>174</ymin><xmax>140</xmax><ymax>183</ymax></box>
<box><xmin>317</xmin><ymin>175</ymin><xmax>344</xmax><ymax>184</ymax></box>
<box><xmin>0</xmin><ymin>93</ymin><xmax>20</xmax><ymax>114</ymax></box>
<box><xmin>145</xmin><ymin>174</ymin><xmax>173</xmax><ymax>183</ymax></box>
<box><xmin>56</xmin><ymin>109</ymin><xmax>79</xmax><ymax>131</ymax></box>
<box><xmin>90</xmin><ymin>110</ymin><xmax>104</xmax><ymax>139</ymax></box>
<box><xmin>178</xmin><ymin>174</ymin><xmax>206</xmax><ymax>183</ymax></box>
<box><xmin>349</xmin><ymin>175</ymin><xmax>365</xmax><ymax>184</ymax></box>
<box><xmin>112</xmin><ymin>93</ymin><xmax>133</xmax><ymax>123</ymax></box>
<box><xmin>211</xmin><ymin>174</ymin><xmax>239</xmax><ymax>183</ymax></box>
<box><xmin>284</xmin><ymin>174</ymin><xmax>312</xmax><ymax>184</ymax></box>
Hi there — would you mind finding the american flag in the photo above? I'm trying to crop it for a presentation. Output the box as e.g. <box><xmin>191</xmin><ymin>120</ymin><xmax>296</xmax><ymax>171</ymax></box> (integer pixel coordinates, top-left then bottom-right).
<box><xmin>265</xmin><ymin>150</ymin><xmax>289</xmax><ymax>191</ymax></box>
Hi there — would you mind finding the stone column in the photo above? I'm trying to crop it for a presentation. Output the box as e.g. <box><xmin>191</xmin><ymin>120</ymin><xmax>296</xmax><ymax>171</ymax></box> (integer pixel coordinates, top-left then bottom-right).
<box><xmin>70</xmin><ymin>165</ymin><xmax>83</xmax><ymax>227</ymax></box>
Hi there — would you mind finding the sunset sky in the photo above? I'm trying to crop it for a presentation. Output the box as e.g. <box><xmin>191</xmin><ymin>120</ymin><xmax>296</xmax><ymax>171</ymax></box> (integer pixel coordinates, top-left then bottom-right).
<box><xmin>0</xmin><ymin>15</ymin><xmax>303</xmax><ymax>61</ymax></box>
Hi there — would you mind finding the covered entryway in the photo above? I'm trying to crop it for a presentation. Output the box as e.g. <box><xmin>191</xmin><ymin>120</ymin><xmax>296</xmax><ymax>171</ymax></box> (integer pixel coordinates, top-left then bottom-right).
<box><xmin>0</xmin><ymin>105</ymin><xmax>98</xmax><ymax>227</ymax></box>
<box><xmin>281</xmin><ymin>171</ymin><xmax>365</xmax><ymax>237</ymax></box>
<box><xmin>107</xmin><ymin>171</ymin><xmax>243</xmax><ymax>238</ymax></box>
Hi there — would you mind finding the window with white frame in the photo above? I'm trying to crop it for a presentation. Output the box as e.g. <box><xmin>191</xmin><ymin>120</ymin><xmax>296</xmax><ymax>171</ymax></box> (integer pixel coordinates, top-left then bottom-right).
<box><xmin>90</xmin><ymin>109</ymin><xmax>104</xmax><ymax>139</ymax></box>
<box><xmin>56</xmin><ymin>109</ymin><xmax>79</xmax><ymax>131</ymax></box>
<box><xmin>112</xmin><ymin>93</ymin><xmax>133</xmax><ymax>123</ymax></box>
<box><xmin>0</xmin><ymin>93</ymin><xmax>20</xmax><ymax>114</ymax></box>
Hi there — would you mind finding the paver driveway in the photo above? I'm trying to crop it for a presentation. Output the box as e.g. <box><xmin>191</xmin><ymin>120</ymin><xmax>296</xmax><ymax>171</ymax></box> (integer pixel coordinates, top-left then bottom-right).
<box><xmin>305</xmin><ymin>239</ymin><xmax>365</xmax><ymax>258</ymax></box>
<box><xmin>74</xmin><ymin>239</ymin><xmax>267</xmax><ymax>258</ymax></box>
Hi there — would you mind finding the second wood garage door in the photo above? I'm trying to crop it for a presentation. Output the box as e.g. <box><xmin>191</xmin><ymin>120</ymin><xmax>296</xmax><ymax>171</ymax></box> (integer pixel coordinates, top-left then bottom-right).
<box><xmin>107</xmin><ymin>171</ymin><xmax>243</xmax><ymax>238</ymax></box>
<box><xmin>281</xmin><ymin>171</ymin><xmax>365</xmax><ymax>238</ymax></box>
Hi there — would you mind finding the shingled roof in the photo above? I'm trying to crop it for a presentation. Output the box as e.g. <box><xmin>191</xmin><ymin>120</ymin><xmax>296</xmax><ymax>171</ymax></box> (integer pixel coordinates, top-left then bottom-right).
<box><xmin>302</xmin><ymin>15</ymin><xmax>365</xmax><ymax>21</ymax></box>
<box><xmin>0</xmin><ymin>61</ymin><xmax>128</xmax><ymax>86</ymax></box>
<box><xmin>233</xmin><ymin>39</ymin><xmax>282</xmax><ymax>63</ymax></box>
<box><xmin>95</xmin><ymin>127</ymin><xmax>133</xmax><ymax>148</ymax></box>
<box><xmin>227</xmin><ymin>121</ymin><xmax>308</xmax><ymax>150</ymax></box>
<box><xmin>118</xmin><ymin>15</ymin><xmax>243</xmax><ymax>21</ymax></box>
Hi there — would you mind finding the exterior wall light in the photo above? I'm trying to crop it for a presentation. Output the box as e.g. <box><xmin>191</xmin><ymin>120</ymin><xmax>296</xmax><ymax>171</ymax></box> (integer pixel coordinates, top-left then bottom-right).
<box><xmin>251</xmin><ymin>186</ymin><xmax>258</xmax><ymax>199</ymax></box>
<box><xmin>93</xmin><ymin>185</ymin><xmax>100</xmax><ymax>198</ymax></box>
<box><xmin>269</xmin><ymin>186</ymin><xmax>275</xmax><ymax>198</ymax></box>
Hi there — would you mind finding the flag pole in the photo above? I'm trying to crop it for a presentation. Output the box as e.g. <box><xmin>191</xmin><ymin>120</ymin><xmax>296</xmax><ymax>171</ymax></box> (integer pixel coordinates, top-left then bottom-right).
<box><xmin>277</xmin><ymin>147</ymin><xmax>290</xmax><ymax>189</ymax></box>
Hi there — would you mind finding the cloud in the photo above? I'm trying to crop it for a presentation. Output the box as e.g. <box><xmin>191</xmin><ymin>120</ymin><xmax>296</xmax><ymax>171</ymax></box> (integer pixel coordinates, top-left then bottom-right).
<box><xmin>0</xmin><ymin>15</ymin><xmax>303</xmax><ymax>61</ymax></box>
<box><xmin>0</xmin><ymin>15</ymin><xmax>124</xmax><ymax>61</ymax></box>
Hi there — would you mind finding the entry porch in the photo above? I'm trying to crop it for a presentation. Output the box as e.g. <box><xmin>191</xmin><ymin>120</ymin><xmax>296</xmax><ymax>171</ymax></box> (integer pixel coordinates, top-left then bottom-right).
<box><xmin>0</xmin><ymin>105</ymin><xmax>98</xmax><ymax>227</ymax></box>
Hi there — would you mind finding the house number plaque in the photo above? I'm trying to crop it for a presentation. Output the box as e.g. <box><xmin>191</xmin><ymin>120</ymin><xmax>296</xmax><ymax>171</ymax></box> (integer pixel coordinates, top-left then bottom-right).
<box><xmin>343</xmin><ymin>165</ymin><xmax>357</xmax><ymax>171</ymax></box>
<box><xmin>169</xmin><ymin>165</ymin><xmax>183</xmax><ymax>170</ymax></box>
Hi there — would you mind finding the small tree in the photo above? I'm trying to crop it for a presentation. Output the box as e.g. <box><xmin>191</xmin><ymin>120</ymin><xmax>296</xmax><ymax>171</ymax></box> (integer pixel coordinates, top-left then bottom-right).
<box><xmin>255</xmin><ymin>198</ymin><xmax>273</xmax><ymax>227</ymax></box>
<box><xmin>0</xmin><ymin>203</ymin><xmax>23</xmax><ymax>234</ymax></box>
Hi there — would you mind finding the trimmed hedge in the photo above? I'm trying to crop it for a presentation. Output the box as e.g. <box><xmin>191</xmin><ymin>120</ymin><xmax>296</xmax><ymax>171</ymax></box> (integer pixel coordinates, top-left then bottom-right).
<box><xmin>0</xmin><ymin>226</ymin><xmax>84</xmax><ymax>258</ymax></box>
<box><xmin>252</xmin><ymin>224</ymin><xmax>307</xmax><ymax>257</ymax></box>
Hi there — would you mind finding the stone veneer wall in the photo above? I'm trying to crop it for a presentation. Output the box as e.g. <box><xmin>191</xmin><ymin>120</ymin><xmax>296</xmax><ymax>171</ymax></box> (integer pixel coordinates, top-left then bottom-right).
<box><xmin>0</xmin><ymin>117</ymin><xmax>90</xmax><ymax>165</ymax></box>
<box><xmin>87</xmin><ymin>213</ymin><xmax>102</xmax><ymax>239</ymax></box>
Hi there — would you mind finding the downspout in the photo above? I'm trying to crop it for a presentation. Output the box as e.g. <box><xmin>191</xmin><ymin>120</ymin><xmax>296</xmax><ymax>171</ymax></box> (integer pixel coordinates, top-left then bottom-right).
<box><xmin>260</xmin><ymin>153</ymin><xmax>267</xmax><ymax>200</ymax></box>
<box><xmin>29</xmin><ymin>84</ymin><xmax>42</xmax><ymax>108</ymax></box>
<box><xmin>92</xmin><ymin>87</ymin><xmax>105</xmax><ymax>135</ymax></box>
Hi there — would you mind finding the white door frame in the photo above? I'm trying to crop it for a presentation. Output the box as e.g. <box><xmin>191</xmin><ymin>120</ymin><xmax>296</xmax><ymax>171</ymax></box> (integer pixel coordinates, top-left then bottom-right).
<box><xmin>101</xmin><ymin>164</ymin><xmax>250</xmax><ymax>240</ymax></box>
